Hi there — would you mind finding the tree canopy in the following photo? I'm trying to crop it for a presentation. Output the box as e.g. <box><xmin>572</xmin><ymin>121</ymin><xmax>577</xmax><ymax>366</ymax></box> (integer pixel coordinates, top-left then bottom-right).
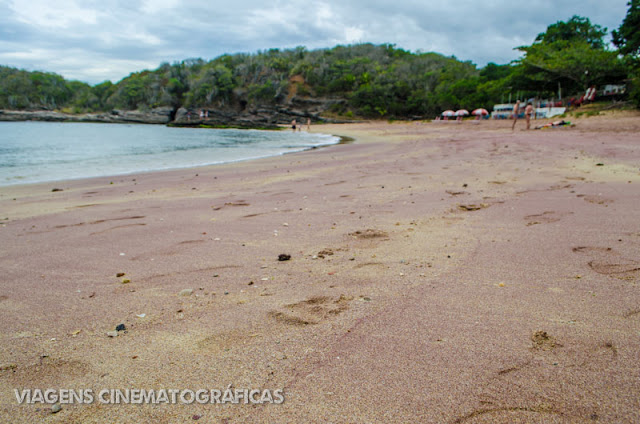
<box><xmin>517</xmin><ymin>15</ymin><xmax>626</xmax><ymax>95</ymax></box>
<box><xmin>612</xmin><ymin>0</ymin><xmax>640</xmax><ymax>57</ymax></box>
<box><xmin>535</xmin><ymin>15</ymin><xmax>607</xmax><ymax>49</ymax></box>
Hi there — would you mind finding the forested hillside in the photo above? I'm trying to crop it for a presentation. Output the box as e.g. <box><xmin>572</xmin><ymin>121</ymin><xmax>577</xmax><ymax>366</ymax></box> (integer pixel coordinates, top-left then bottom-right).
<box><xmin>1</xmin><ymin>9</ymin><xmax>638</xmax><ymax>122</ymax></box>
<box><xmin>0</xmin><ymin>45</ymin><xmax>511</xmax><ymax>119</ymax></box>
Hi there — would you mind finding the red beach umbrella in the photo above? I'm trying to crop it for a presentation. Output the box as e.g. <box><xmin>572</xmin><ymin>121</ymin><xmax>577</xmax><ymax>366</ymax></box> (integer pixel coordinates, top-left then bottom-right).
<box><xmin>455</xmin><ymin>109</ymin><xmax>469</xmax><ymax>116</ymax></box>
<box><xmin>442</xmin><ymin>110</ymin><xmax>455</xmax><ymax>117</ymax></box>
<box><xmin>472</xmin><ymin>108</ymin><xmax>489</xmax><ymax>116</ymax></box>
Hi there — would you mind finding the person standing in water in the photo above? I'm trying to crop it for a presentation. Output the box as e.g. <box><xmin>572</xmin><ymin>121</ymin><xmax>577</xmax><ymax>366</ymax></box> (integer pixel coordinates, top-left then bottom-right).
<box><xmin>511</xmin><ymin>100</ymin><xmax>521</xmax><ymax>131</ymax></box>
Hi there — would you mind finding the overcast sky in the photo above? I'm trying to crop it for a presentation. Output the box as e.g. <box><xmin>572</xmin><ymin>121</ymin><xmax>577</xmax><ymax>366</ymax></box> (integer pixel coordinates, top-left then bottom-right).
<box><xmin>0</xmin><ymin>0</ymin><xmax>630</xmax><ymax>85</ymax></box>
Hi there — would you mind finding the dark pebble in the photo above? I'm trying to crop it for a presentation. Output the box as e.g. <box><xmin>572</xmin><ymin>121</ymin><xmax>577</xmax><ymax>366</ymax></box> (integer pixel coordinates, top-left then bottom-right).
<box><xmin>115</xmin><ymin>324</ymin><xmax>126</xmax><ymax>332</ymax></box>
<box><xmin>278</xmin><ymin>254</ymin><xmax>291</xmax><ymax>261</ymax></box>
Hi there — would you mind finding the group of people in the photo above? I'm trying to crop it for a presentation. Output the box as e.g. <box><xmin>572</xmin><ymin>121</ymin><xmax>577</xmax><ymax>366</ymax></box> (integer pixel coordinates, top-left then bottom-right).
<box><xmin>511</xmin><ymin>100</ymin><xmax>534</xmax><ymax>131</ymax></box>
<box><xmin>185</xmin><ymin>110</ymin><xmax>209</xmax><ymax>121</ymax></box>
<box><xmin>291</xmin><ymin>118</ymin><xmax>311</xmax><ymax>132</ymax></box>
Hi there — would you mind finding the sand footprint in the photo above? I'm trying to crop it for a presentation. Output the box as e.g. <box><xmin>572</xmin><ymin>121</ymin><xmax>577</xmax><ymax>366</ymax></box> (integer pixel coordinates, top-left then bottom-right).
<box><xmin>581</xmin><ymin>194</ymin><xmax>613</xmax><ymax>206</ymax></box>
<box><xmin>348</xmin><ymin>229</ymin><xmax>388</xmax><ymax>239</ymax></box>
<box><xmin>524</xmin><ymin>211</ymin><xmax>572</xmax><ymax>226</ymax></box>
<box><xmin>269</xmin><ymin>295</ymin><xmax>352</xmax><ymax>326</ymax></box>
<box><xmin>572</xmin><ymin>246</ymin><xmax>640</xmax><ymax>279</ymax></box>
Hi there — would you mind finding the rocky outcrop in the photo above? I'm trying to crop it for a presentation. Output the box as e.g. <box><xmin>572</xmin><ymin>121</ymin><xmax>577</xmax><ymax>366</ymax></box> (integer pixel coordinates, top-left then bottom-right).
<box><xmin>0</xmin><ymin>107</ymin><xmax>174</xmax><ymax>124</ymax></box>
<box><xmin>0</xmin><ymin>97</ymin><xmax>355</xmax><ymax>128</ymax></box>
<box><xmin>171</xmin><ymin>97</ymin><xmax>351</xmax><ymax>128</ymax></box>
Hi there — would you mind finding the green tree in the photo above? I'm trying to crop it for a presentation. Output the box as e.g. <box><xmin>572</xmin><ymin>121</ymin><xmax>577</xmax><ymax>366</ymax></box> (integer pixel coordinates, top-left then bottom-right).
<box><xmin>535</xmin><ymin>15</ymin><xmax>607</xmax><ymax>49</ymax></box>
<box><xmin>612</xmin><ymin>0</ymin><xmax>640</xmax><ymax>57</ymax></box>
<box><xmin>518</xmin><ymin>40</ymin><xmax>626</xmax><ymax>90</ymax></box>
<box><xmin>516</xmin><ymin>16</ymin><xmax>625</xmax><ymax>95</ymax></box>
<box><xmin>479</xmin><ymin>63</ymin><xmax>512</xmax><ymax>82</ymax></box>
<box><xmin>612</xmin><ymin>1</ymin><xmax>640</xmax><ymax>107</ymax></box>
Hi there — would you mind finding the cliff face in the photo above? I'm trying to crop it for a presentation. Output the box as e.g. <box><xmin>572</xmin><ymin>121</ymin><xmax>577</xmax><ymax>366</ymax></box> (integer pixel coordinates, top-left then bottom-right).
<box><xmin>0</xmin><ymin>96</ymin><xmax>351</xmax><ymax>128</ymax></box>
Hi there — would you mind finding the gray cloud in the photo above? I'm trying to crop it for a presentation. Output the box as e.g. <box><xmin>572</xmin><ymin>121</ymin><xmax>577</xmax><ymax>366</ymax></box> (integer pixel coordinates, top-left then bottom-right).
<box><xmin>0</xmin><ymin>0</ymin><xmax>630</xmax><ymax>84</ymax></box>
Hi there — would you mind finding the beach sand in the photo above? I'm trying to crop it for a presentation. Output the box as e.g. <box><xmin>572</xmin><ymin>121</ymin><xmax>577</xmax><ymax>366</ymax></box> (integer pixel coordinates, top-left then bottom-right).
<box><xmin>1</xmin><ymin>112</ymin><xmax>639</xmax><ymax>423</ymax></box>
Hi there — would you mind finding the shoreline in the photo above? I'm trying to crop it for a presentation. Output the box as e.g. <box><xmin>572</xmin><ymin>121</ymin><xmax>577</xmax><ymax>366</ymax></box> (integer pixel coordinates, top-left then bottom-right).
<box><xmin>0</xmin><ymin>107</ymin><xmax>357</xmax><ymax>129</ymax></box>
<box><xmin>0</xmin><ymin>123</ymin><xmax>348</xmax><ymax>192</ymax></box>
<box><xmin>1</xmin><ymin>117</ymin><xmax>640</xmax><ymax>422</ymax></box>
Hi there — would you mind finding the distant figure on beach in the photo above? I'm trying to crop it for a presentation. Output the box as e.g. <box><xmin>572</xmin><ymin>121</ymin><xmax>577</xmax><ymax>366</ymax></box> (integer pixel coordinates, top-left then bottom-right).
<box><xmin>205</xmin><ymin>110</ymin><xmax>209</xmax><ymax>118</ymax></box>
<box><xmin>199</xmin><ymin>110</ymin><xmax>204</xmax><ymax>119</ymax></box>
<box><xmin>291</xmin><ymin>119</ymin><xmax>296</xmax><ymax>131</ymax></box>
<box><xmin>187</xmin><ymin>111</ymin><xmax>191</xmax><ymax>122</ymax></box>
<box><xmin>511</xmin><ymin>100</ymin><xmax>521</xmax><ymax>131</ymax></box>
<box><xmin>525</xmin><ymin>102</ymin><xmax>533</xmax><ymax>130</ymax></box>
<box><xmin>307</xmin><ymin>118</ymin><xmax>311</xmax><ymax>131</ymax></box>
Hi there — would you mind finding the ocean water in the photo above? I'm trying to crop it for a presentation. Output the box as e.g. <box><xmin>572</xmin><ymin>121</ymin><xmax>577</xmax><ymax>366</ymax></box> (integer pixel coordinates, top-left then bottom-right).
<box><xmin>0</xmin><ymin>122</ymin><xmax>339</xmax><ymax>186</ymax></box>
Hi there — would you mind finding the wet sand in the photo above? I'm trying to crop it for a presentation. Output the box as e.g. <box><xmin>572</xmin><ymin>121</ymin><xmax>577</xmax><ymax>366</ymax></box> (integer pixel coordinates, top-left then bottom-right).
<box><xmin>1</xmin><ymin>112</ymin><xmax>639</xmax><ymax>423</ymax></box>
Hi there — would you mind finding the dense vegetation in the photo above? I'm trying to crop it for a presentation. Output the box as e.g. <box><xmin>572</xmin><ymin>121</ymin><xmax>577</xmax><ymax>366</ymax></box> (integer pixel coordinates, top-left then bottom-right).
<box><xmin>1</xmin><ymin>5</ymin><xmax>638</xmax><ymax>119</ymax></box>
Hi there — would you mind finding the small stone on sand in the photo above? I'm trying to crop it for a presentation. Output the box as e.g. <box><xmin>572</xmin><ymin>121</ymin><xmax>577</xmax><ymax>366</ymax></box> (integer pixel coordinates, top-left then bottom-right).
<box><xmin>179</xmin><ymin>289</ymin><xmax>194</xmax><ymax>296</ymax></box>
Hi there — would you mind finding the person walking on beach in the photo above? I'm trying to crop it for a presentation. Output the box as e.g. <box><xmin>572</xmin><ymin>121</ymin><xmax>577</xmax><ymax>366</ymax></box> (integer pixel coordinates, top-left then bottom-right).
<box><xmin>307</xmin><ymin>118</ymin><xmax>311</xmax><ymax>131</ymax></box>
<box><xmin>291</xmin><ymin>119</ymin><xmax>296</xmax><ymax>131</ymax></box>
<box><xmin>525</xmin><ymin>102</ymin><xmax>534</xmax><ymax>130</ymax></box>
<box><xmin>511</xmin><ymin>100</ymin><xmax>521</xmax><ymax>131</ymax></box>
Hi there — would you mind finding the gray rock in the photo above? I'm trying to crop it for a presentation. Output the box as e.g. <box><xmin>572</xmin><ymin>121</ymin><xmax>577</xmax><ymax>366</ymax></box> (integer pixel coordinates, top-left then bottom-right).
<box><xmin>0</xmin><ymin>107</ymin><xmax>173</xmax><ymax>124</ymax></box>
<box><xmin>106</xmin><ymin>331</ymin><xmax>118</xmax><ymax>338</ymax></box>
<box><xmin>51</xmin><ymin>404</ymin><xmax>62</xmax><ymax>413</ymax></box>
<box><xmin>179</xmin><ymin>289</ymin><xmax>193</xmax><ymax>297</ymax></box>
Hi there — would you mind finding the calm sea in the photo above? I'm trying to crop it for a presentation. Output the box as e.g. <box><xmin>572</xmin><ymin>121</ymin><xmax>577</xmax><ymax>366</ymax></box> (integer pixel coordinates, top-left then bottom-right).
<box><xmin>0</xmin><ymin>122</ymin><xmax>339</xmax><ymax>186</ymax></box>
